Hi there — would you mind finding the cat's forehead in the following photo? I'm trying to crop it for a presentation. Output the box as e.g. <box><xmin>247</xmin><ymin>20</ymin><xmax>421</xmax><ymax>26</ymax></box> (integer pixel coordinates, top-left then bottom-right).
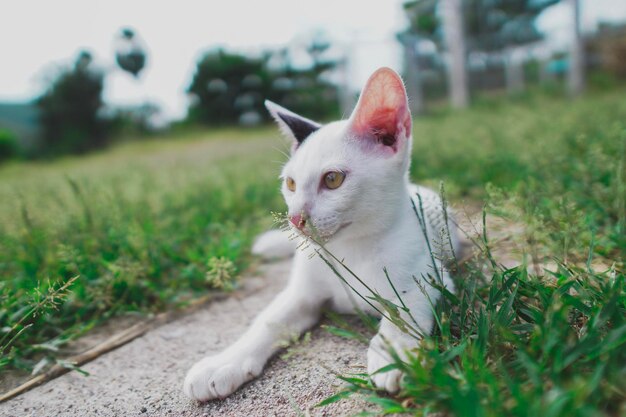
<box><xmin>286</xmin><ymin>120</ymin><xmax>351</xmax><ymax>172</ymax></box>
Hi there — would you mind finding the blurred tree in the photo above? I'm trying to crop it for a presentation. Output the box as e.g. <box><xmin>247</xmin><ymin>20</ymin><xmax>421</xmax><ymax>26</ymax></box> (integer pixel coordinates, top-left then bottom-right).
<box><xmin>187</xmin><ymin>49</ymin><xmax>269</xmax><ymax>125</ymax></box>
<box><xmin>402</xmin><ymin>0</ymin><xmax>562</xmax><ymax>101</ymax></box>
<box><xmin>115</xmin><ymin>28</ymin><xmax>147</xmax><ymax>78</ymax></box>
<box><xmin>187</xmin><ymin>40</ymin><xmax>339</xmax><ymax>126</ymax></box>
<box><xmin>267</xmin><ymin>32</ymin><xmax>340</xmax><ymax>120</ymax></box>
<box><xmin>36</xmin><ymin>51</ymin><xmax>109</xmax><ymax>154</ymax></box>
<box><xmin>463</xmin><ymin>0</ymin><xmax>561</xmax><ymax>51</ymax></box>
<box><xmin>465</xmin><ymin>0</ymin><xmax>561</xmax><ymax>93</ymax></box>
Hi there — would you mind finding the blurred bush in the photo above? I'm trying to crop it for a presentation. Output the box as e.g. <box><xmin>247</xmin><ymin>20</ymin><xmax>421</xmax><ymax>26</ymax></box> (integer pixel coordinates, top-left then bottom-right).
<box><xmin>36</xmin><ymin>51</ymin><xmax>110</xmax><ymax>155</ymax></box>
<box><xmin>0</xmin><ymin>128</ymin><xmax>18</xmax><ymax>162</ymax></box>
<box><xmin>108</xmin><ymin>102</ymin><xmax>163</xmax><ymax>137</ymax></box>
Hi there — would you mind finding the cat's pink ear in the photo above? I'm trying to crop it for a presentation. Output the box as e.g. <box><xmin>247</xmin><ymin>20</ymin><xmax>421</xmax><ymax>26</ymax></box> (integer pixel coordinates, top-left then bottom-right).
<box><xmin>348</xmin><ymin>68</ymin><xmax>411</xmax><ymax>152</ymax></box>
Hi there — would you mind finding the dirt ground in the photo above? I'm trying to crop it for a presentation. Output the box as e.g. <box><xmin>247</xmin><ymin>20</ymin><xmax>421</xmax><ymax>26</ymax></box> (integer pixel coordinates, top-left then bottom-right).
<box><xmin>0</xmin><ymin>259</ymin><xmax>378</xmax><ymax>417</ymax></box>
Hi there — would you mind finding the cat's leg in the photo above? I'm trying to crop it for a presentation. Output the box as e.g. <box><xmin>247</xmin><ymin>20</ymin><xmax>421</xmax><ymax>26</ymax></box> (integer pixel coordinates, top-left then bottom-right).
<box><xmin>183</xmin><ymin>282</ymin><xmax>322</xmax><ymax>401</ymax></box>
<box><xmin>366</xmin><ymin>293</ymin><xmax>434</xmax><ymax>393</ymax></box>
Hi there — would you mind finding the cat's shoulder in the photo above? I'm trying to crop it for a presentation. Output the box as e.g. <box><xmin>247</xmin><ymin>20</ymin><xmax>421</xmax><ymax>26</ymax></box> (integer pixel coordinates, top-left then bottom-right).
<box><xmin>407</xmin><ymin>183</ymin><xmax>441</xmax><ymax>206</ymax></box>
<box><xmin>406</xmin><ymin>183</ymin><xmax>454</xmax><ymax>231</ymax></box>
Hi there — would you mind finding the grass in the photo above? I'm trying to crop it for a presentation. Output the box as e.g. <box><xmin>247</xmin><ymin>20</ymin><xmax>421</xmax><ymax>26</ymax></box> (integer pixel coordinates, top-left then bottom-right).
<box><xmin>0</xmin><ymin>87</ymin><xmax>624</xmax><ymax>415</ymax></box>
<box><xmin>317</xmin><ymin>207</ymin><xmax>625</xmax><ymax>417</ymax></box>
<box><xmin>0</xmin><ymin>127</ymin><xmax>287</xmax><ymax>373</ymax></box>
<box><xmin>411</xmin><ymin>89</ymin><xmax>625</xmax><ymax>263</ymax></box>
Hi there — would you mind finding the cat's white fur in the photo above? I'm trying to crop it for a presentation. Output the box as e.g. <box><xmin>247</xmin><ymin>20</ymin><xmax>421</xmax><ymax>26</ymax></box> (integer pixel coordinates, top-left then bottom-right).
<box><xmin>183</xmin><ymin>68</ymin><xmax>459</xmax><ymax>401</ymax></box>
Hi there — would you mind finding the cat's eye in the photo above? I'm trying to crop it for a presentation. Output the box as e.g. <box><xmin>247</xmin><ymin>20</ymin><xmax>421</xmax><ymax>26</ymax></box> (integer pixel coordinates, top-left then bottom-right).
<box><xmin>285</xmin><ymin>177</ymin><xmax>296</xmax><ymax>192</ymax></box>
<box><xmin>323</xmin><ymin>171</ymin><xmax>345</xmax><ymax>190</ymax></box>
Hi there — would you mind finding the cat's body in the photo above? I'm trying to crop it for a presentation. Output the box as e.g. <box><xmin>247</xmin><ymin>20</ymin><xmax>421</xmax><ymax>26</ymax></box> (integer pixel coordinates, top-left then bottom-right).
<box><xmin>184</xmin><ymin>68</ymin><xmax>459</xmax><ymax>401</ymax></box>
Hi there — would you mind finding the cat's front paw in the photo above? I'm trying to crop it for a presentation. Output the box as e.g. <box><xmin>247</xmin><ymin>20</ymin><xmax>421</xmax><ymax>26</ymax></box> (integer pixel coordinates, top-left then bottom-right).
<box><xmin>367</xmin><ymin>334</ymin><xmax>404</xmax><ymax>393</ymax></box>
<box><xmin>183</xmin><ymin>354</ymin><xmax>262</xmax><ymax>401</ymax></box>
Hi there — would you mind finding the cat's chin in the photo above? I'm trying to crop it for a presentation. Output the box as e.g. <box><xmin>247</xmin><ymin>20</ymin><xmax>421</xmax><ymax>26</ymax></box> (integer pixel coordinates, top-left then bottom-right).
<box><xmin>297</xmin><ymin>221</ymin><xmax>352</xmax><ymax>243</ymax></box>
<box><xmin>329</xmin><ymin>221</ymin><xmax>352</xmax><ymax>239</ymax></box>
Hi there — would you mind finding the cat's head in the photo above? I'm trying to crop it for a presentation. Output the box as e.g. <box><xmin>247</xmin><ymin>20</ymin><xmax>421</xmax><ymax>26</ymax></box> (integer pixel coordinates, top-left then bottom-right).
<box><xmin>266</xmin><ymin>67</ymin><xmax>412</xmax><ymax>241</ymax></box>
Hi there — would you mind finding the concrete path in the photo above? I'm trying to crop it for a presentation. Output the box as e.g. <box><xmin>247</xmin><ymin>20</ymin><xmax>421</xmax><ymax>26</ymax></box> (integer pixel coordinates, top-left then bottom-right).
<box><xmin>0</xmin><ymin>260</ymin><xmax>375</xmax><ymax>417</ymax></box>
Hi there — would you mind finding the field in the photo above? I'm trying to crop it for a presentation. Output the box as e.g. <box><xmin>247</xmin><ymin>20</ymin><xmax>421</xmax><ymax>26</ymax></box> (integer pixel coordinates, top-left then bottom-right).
<box><xmin>0</xmin><ymin>89</ymin><xmax>624</xmax><ymax>415</ymax></box>
<box><xmin>0</xmin><ymin>128</ymin><xmax>288</xmax><ymax>373</ymax></box>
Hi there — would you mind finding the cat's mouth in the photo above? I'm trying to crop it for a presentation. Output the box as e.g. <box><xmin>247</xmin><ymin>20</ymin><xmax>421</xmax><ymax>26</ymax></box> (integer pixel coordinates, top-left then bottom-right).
<box><xmin>298</xmin><ymin>221</ymin><xmax>352</xmax><ymax>241</ymax></box>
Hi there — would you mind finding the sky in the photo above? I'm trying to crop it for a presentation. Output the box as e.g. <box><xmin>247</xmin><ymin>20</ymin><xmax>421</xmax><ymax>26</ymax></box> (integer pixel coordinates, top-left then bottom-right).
<box><xmin>1</xmin><ymin>0</ymin><xmax>625</xmax><ymax>121</ymax></box>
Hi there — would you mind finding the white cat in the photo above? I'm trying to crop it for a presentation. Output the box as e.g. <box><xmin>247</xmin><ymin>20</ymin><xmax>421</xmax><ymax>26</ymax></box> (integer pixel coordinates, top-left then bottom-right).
<box><xmin>183</xmin><ymin>67</ymin><xmax>459</xmax><ymax>401</ymax></box>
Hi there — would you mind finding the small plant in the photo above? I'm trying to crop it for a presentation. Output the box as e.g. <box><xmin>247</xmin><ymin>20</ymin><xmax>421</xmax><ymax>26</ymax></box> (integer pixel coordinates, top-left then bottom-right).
<box><xmin>0</xmin><ymin>276</ymin><xmax>78</xmax><ymax>371</ymax></box>
<box><xmin>205</xmin><ymin>256</ymin><xmax>237</xmax><ymax>290</ymax></box>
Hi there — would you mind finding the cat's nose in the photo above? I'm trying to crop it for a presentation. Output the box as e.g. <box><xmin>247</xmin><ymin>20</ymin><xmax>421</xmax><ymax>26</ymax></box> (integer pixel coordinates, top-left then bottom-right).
<box><xmin>289</xmin><ymin>214</ymin><xmax>306</xmax><ymax>230</ymax></box>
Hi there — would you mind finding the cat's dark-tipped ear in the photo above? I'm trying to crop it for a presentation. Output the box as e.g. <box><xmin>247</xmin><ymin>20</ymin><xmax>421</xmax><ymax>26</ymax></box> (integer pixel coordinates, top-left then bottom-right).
<box><xmin>264</xmin><ymin>100</ymin><xmax>321</xmax><ymax>146</ymax></box>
